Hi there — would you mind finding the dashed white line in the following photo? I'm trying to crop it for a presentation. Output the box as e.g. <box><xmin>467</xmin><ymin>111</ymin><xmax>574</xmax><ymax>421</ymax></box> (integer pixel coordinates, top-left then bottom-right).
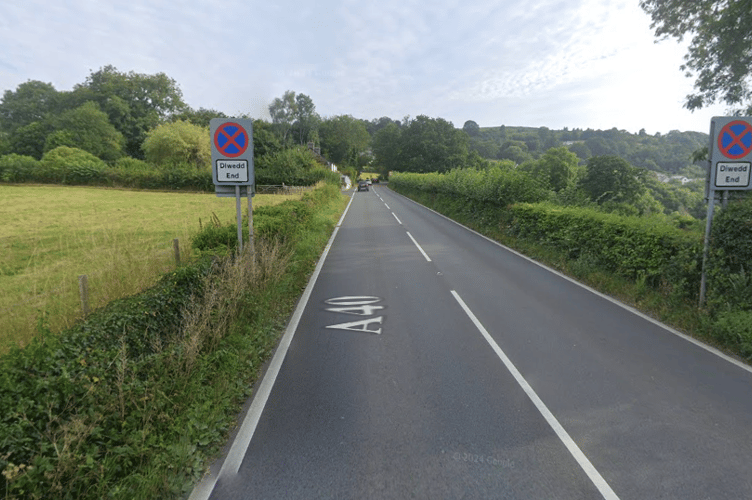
<box><xmin>384</xmin><ymin>203</ymin><xmax>390</xmax><ymax>209</ymax></box>
<box><xmin>392</xmin><ymin>212</ymin><xmax>402</xmax><ymax>225</ymax></box>
<box><xmin>406</xmin><ymin>231</ymin><xmax>431</xmax><ymax>262</ymax></box>
<box><xmin>450</xmin><ymin>290</ymin><xmax>620</xmax><ymax>500</ymax></box>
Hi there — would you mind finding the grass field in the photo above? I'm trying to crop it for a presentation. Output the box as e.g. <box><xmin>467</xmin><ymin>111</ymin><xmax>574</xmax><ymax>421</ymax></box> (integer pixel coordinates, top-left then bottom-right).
<box><xmin>0</xmin><ymin>184</ymin><xmax>300</xmax><ymax>352</ymax></box>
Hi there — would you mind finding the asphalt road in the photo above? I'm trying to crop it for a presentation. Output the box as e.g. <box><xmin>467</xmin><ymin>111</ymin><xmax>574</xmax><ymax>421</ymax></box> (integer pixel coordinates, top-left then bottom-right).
<box><xmin>192</xmin><ymin>185</ymin><xmax>752</xmax><ymax>500</ymax></box>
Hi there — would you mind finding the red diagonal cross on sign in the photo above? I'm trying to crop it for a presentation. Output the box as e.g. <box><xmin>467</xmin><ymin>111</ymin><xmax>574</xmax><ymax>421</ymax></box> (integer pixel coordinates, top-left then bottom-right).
<box><xmin>214</xmin><ymin>122</ymin><xmax>249</xmax><ymax>158</ymax></box>
<box><xmin>718</xmin><ymin>120</ymin><xmax>752</xmax><ymax>159</ymax></box>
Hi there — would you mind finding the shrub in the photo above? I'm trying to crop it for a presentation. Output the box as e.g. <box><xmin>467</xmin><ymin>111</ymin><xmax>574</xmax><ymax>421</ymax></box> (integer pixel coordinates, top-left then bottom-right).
<box><xmin>0</xmin><ymin>154</ymin><xmax>39</xmax><ymax>182</ymax></box>
<box><xmin>713</xmin><ymin>310</ymin><xmax>752</xmax><ymax>359</ymax></box>
<box><xmin>39</xmin><ymin>146</ymin><xmax>107</xmax><ymax>184</ymax></box>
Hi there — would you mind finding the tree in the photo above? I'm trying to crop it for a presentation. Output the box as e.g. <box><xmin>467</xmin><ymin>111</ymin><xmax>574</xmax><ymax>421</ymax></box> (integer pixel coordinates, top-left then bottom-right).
<box><xmin>0</xmin><ymin>80</ymin><xmax>60</xmax><ymax>134</ymax></box>
<box><xmin>532</xmin><ymin>146</ymin><xmax>580</xmax><ymax>192</ymax></box>
<box><xmin>142</xmin><ymin>120</ymin><xmax>210</xmax><ymax>169</ymax></box>
<box><xmin>44</xmin><ymin>101</ymin><xmax>125</xmax><ymax>161</ymax></box>
<box><xmin>462</xmin><ymin>120</ymin><xmax>480</xmax><ymax>137</ymax></box>
<box><xmin>291</xmin><ymin>93</ymin><xmax>320</xmax><ymax>145</ymax></box>
<box><xmin>252</xmin><ymin>119</ymin><xmax>282</xmax><ymax>157</ymax></box>
<box><xmin>372</xmin><ymin>122</ymin><xmax>402</xmax><ymax>173</ymax></box>
<box><xmin>268</xmin><ymin>90</ymin><xmax>297</xmax><ymax>145</ymax></box>
<box><xmin>640</xmin><ymin>0</ymin><xmax>752</xmax><ymax>112</ymax></box>
<box><xmin>172</xmin><ymin>107</ymin><xmax>228</xmax><ymax>127</ymax></box>
<box><xmin>72</xmin><ymin>65</ymin><xmax>187</xmax><ymax>158</ymax></box>
<box><xmin>580</xmin><ymin>155</ymin><xmax>646</xmax><ymax>205</ymax></box>
<box><xmin>397</xmin><ymin>115</ymin><xmax>468</xmax><ymax>173</ymax></box>
<box><xmin>318</xmin><ymin>115</ymin><xmax>370</xmax><ymax>166</ymax></box>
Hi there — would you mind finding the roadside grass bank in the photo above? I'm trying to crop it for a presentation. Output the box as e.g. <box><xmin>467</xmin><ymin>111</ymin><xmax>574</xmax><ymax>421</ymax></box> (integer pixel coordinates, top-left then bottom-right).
<box><xmin>0</xmin><ymin>185</ymin><xmax>302</xmax><ymax>354</ymax></box>
<box><xmin>388</xmin><ymin>183</ymin><xmax>749</xmax><ymax>362</ymax></box>
<box><xmin>0</xmin><ymin>182</ymin><xmax>349</xmax><ymax>499</ymax></box>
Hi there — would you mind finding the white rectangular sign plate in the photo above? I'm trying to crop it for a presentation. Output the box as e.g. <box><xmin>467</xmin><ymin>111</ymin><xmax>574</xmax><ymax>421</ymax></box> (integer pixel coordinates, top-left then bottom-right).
<box><xmin>216</xmin><ymin>160</ymin><xmax>249</xmax><ymax>182</ymax></box>
<box><xmin>715</xmin><ymin>162</ymin><xmax>751</xmax><ymax>188</ymax></box>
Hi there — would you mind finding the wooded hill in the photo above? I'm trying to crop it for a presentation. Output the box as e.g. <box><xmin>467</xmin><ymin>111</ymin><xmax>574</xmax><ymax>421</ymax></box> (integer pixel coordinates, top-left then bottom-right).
<box><xmin>462</xmin><ymin>122</ymin><xmax>708</xmax><ymax>177</ymax></box>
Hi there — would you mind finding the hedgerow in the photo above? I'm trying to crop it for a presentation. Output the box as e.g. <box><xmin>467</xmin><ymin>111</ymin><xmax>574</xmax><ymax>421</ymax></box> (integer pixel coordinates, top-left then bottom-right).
<box><xmin>0</xmin><ymin>180</ymin><xmax>345</xmax><ymax>498</ymax></box>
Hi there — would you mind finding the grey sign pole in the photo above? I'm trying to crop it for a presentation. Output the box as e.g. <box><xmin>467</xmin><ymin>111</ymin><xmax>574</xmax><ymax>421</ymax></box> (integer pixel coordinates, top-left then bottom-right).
<box><xmin>235</xmin><ymin>185</ymin><xmax>243</xmax><ymax>251</ymax></box>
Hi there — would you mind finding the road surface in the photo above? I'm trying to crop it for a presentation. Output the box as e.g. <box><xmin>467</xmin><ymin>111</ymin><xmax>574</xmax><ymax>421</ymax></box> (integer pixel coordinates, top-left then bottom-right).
<box><xmin>192</xmin><ymin>185</ymin><xmax>752</xmax><ymax>499</ymax></box>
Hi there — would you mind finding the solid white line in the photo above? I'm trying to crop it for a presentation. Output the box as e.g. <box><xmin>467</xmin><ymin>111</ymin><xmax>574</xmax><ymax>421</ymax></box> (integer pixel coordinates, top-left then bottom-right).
<box><xmin>188</xmin><ymin>193</ymin><xmax>355</xmax><ymax>500</ymax></box>
<box><xmin>390</xmin><ymin>188</ymin><xmax>752</xmax><ymax>376</ymax></box>
<box><xmin>392</xmin><ymin>212</ymin><xmax>402</xmax><ymax>225</ymax></box>
<box><xmin>406</xmin><ymin>231</ymin><xmax>431</xmax><ymax>262</ymax></box>
<box><xmin>450</xmin><ymin>290</ymin><xmax>620</xmax><ymax>500</ymax></box>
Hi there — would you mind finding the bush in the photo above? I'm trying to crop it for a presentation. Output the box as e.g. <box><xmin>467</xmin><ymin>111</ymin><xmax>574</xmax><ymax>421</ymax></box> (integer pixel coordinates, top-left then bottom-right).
<box><xmin>255</xmin><ymin>147</ymin><xmax>339</xmax><ymax>185</ymax></box>
<box><xmin>0</xmin><ymin>154</ymin><xmax>39</xmax><ymax>182</ymax></box>
<box><xmin>713</xmin><ymin>310</ymin><xmax>752</xmax><ymax>359</ymax></box>
<box><xmin>38</xmin><ymin>146</ymin><xmax>108</xmax><ymax>184</ymax></box>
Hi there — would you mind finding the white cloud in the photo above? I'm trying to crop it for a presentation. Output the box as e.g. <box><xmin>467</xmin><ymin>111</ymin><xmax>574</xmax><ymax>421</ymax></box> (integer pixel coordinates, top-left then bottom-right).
<box><xmin>0</xmin><ymin>0</ymin><xmax>732</xmax><ymax>133</ymax></box>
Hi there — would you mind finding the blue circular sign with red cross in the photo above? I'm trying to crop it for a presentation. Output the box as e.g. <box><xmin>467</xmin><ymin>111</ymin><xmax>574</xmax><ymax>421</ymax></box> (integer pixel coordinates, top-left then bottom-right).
<box><xmin>718</xmin><ymin>120</ymin><xmax>752</xmax><ymax>159</ymax></box>
<box><xmin>214</xmin><ymin>122</ymin><xmax>249</xmax><ymax>158</ymax></box>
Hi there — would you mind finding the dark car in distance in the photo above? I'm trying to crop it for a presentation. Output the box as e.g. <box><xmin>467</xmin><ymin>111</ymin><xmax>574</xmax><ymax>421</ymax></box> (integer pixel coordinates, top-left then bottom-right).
<box><xmin>357</xmin><ymin>180</ymin><xmax>369</xmax><ymax>191</ymax></box>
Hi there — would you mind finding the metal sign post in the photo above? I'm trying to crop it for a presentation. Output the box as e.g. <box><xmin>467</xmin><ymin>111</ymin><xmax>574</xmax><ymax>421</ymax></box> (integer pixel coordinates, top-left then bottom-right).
<box><xmin>210</xmin><ymin>119</ymin><xmax>254</xmax><ymax>251</ymax></box>
<box><xmin>699</xmin><ymin>116</ymin><xmax>752</xmax><ymax>306</ymax></box>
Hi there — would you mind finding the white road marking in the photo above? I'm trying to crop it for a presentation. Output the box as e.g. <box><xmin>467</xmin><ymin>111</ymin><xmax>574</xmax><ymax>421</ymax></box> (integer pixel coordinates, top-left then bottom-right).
<box><xmin>450</xmin><ymin>290</ymin><xmax>620</xmax><ymax>500</ymax></box>
<box><xmin>406</xmin><ymin>231</ymin><xmax>431</xmax><ymax>262</ymax></box>
<box><xmin>392</xmin><ymin>189</ymin><xmax>752</xmax><ymax>376</ymax></box>
<box><xmin>392</xmin><ymin>212</ymin><xmax>402</xmax><ymax>225</ymax></box>
<box><xmin>188</xmin><ymin>192</ymin><xmax>356</xmax><ymax>500</ymax></box>
<box><xmin>384</xmin><ymin>203</ymin><xmax>390</xmax><ymax>209</ymax></box>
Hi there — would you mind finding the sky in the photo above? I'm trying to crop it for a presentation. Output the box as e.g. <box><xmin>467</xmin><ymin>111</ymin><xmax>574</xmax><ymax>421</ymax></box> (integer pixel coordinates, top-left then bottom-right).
<box><xmin>0</xmin><ymin>0</ymin><xmax>730</xmax><ymax>135</ymax></box>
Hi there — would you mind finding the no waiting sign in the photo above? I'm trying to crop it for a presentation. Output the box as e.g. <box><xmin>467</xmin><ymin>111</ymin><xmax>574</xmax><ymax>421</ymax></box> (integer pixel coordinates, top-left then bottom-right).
<box><xmin>210</xmin><ymin>118</ymin><xmax>254</xmax><ymax>188</ymax></box>
<box><xmin>709</xmin><ymin>117</ymin><xmax>752</xmax><ymax>190</ymax></box>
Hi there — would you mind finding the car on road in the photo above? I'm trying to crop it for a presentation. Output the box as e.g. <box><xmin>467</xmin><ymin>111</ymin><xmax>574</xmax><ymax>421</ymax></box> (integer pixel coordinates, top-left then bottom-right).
<box><xmin>357</xmin><ymin>180</ymin><xmax>369</xmax><ymax>191</ymax></box>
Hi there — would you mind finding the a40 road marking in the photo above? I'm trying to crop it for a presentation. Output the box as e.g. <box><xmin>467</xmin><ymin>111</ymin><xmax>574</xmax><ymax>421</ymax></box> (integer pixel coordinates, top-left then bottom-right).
<box><xmin>325</xmin><ymin>296</ymin><xmax>384</xmax><ymax>335</ymax></box>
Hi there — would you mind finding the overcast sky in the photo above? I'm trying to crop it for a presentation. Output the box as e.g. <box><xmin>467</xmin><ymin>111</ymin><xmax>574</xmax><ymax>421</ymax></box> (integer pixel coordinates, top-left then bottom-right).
<box><xmin>0</xmin><ymin>0</ymin><xmax>729</xmax><ymax>135</ymax></box>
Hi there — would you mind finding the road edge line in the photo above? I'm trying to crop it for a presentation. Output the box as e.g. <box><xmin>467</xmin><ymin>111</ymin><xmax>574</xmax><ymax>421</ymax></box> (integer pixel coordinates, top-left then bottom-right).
<box><xmin>189</xmin><ymin>192</ymin><xmax>355</xmax><ymax>499</ymax></box>
<box><xmin>450</xmin><ymin>290</ymin><xmax>620</xmax><ymax>500</ymax></box>
<box><xmin>388</xmin><ymin>188</ymin><xmax>752</xmax><ymax>375</ymax></box>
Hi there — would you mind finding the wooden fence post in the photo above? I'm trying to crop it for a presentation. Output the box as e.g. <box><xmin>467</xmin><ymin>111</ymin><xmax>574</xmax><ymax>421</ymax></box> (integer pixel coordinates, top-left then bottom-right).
<box><xmin>173</xmin><ymin>238</ymin><xmax>181</xmax><ymax>265</ymax></box>
<box><xmin>78</xmin><ymin>275</ymin><xmax>89</xmax><ymax>317</ymax></box>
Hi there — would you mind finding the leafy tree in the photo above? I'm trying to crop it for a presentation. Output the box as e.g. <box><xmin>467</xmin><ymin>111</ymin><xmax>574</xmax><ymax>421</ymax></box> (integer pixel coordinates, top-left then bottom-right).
<box><xmin>397</xmin><ymin>115</ymin><xmax>468</xmax><ymax>173</ymax></box>
<box><xmin>142</xmin><ymin>120</ymin><xmax>210</xmax><ymax>169</ymax></box>
<box><xmin>43</xmin><ymin>101</ymin><xmax>124</xmax><ymax>161</ymax></box>
<box><xmin>8</xmin><ymin>121</ymin><xmax>51</xmax><ymax>159</ymax></box>
<box><xmin>318</xmin><ymin>115</ymin><xmax>370</xmax><ymax>167</ymax></box>
<box><xmin>252</xmin><ymin>119</ymin><xmax>283</xmax><ymax>157</ymax></box>
<box><xmin>462</xmin><ymin>120</ymin><xmax>480</xmax><ymax>137</ymax></box>
<box><xmin>268</xmin><ymin>90</ymin><xmax>297</xmax><ymax>145</ymax></box>
<box><xmin>580</xmin><ymin>155</ymin><xmax>646</xmax><ymax>205</ymax></box>
<box><xmin>71</xmin><ymin>65</ymin><xmax>187</xmax><ymax>158</ymax></box>
<box><xmin>0</xmin><ymin>80</ymin><xmax>60</xmax><ymax>134</ymax></box>
<box><xmin>372</xmin><ymin>122</ymin><xmax>402</xmax><ymax>174</ymax></box>
<box><xmin>172</xmin><ymin>107</ymin><xmax>228</xmax><ymax>127</ymax></box>
<box><xmin>530</xmin><ymin>146</ymin><xmax>580</xmax><ymax>192</ymax></box>
<box><xmin>291</xmin><ymin>93</ymin><xmax>320</xmax><ymax>145</ymax></box>
<box><xmin>640</xmin><ymin>0</ymin><xmax>752</xmax><ymax>112</ymax></box>
<box><xmin>497</xmin><ymin>141</ymin><xmax>532</xmax><ymax>164</ymax></box>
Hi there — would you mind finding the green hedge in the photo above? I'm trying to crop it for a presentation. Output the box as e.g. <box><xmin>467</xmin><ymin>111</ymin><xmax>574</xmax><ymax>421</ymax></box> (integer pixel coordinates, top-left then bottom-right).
<box><xmin>0</xmin><ymin>147</ymin><xmax>340</xmax><ymax>190</ymax></box>
<box><xmin>0</xmin><ymin>181</ymin><xmax>345</xmax><ymax>498</ymax></box>
<box><xmin>506</xmin><ymin>203</ymin><xmax>703</xmax><ymax>295</ymax></box>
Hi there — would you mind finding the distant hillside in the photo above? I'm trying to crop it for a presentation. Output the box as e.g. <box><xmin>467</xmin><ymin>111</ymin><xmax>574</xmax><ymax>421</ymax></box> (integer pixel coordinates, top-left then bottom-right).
<box><xmin>465</xmin><ymin>124</ymin><xmax>707</xmax><ymax>177</ymax></box>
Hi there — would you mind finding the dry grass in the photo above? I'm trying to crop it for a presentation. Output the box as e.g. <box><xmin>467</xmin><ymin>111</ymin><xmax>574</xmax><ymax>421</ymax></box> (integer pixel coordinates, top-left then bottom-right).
<box><xmin>0</xmin><ymin>185</ymin><xmax>300</xmax><ymax>352</ymax></box>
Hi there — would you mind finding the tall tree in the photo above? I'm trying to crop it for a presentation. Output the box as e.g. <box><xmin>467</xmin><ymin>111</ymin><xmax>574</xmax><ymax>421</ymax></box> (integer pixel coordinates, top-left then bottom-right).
<box><xmin>44</xmin><ymin>101</ymin><xmax>125</xmax><ymax>161</ymax></box>
<box><xmin>72</xmin><ymin>66</ymin><xmax>187</xmax><ymax>158</ymax></box>
<box><xmin>318</xmin><ymin>115</ymin><xmax>370</xmax><ymax>167</ymax></box>
<box><xmin>268</xmin><ymin>90</ymin><xmax>297</xmax><ymax>145</ymax></box>
<box><xmin>397</xmin><ymin>115</ymin><xmax>469</xmax><ymax>173</ymax></box>
<box><xmin>462</xmin><ymin>120</ymin><xmax>480</xmax><ymax>137</ymax></box>
<box><xmin>0</xmin><ymin>80</ymin><xmax>60</xmax><ymax>134</ymax></box>
<box><xmin>640</xmin><ymin>0</ymin><xmax>752</xmax><ymax>112</ymax></box>
<box><xmin>292</xmin><ymin>93</ymin><xmax>320</xmax><ymax>145</ymax></box>
<box><xmin>580</xmin><ymin>155</ymin><xmax>646</xmax><ymax>205</ymax></box>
